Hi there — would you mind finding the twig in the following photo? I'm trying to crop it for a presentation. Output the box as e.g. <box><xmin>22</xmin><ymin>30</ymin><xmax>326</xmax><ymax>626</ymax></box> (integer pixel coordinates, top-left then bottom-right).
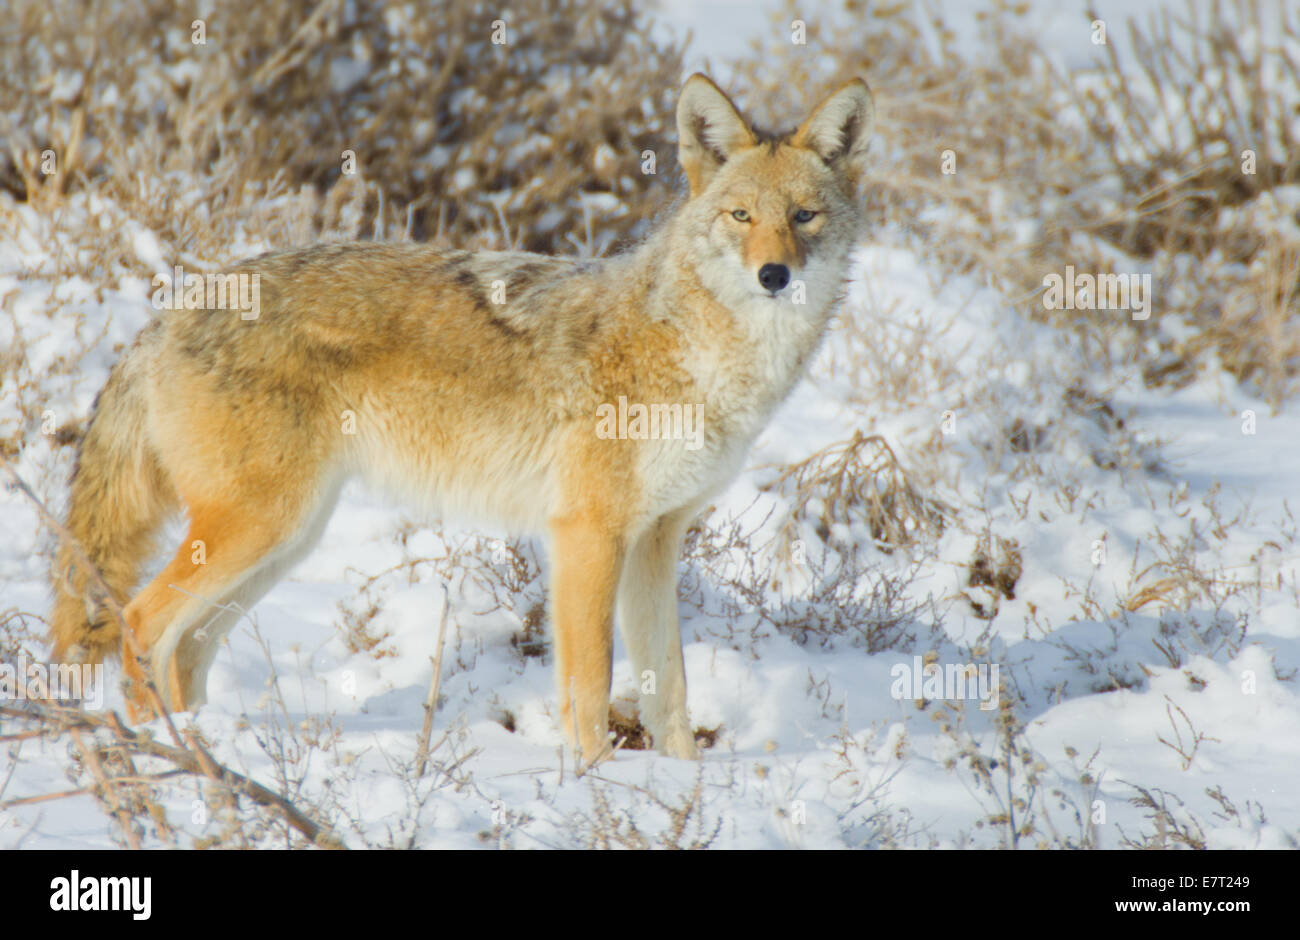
<box><xmin>70</xmin><ymin>726</ymin><xmax>142</xmax><ymax>850</ymax></box>
<box><xmin>414</xmin><ymin>586</ymin><xmax>452</xmax><ymax>779</ymax></box>
<box><xmin>2</xmin><ymin>701</ymin><xmax>342</xmax><ymax>847</ymax></box>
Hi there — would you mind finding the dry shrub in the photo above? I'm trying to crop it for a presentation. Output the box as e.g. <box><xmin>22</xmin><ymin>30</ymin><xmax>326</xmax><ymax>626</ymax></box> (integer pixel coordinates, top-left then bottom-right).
<box><xmin>1118</xmin><ymin>785</ymin><xmax>1208</xmax><ymax>849</ymax></box>
<box><xmin>823</xmin><ymin>284</ymin><xmax>967</xmax><ymax>412</ymax></box>
<box><xmin>0</xmin><ymin>609</ymin><xmax>41</xmax><ymax>667</ymax></box>
<box><xmin>1065</xmin><ymin>1</ymin><xmax>1297</xmax><ymax>257</ymax></box>
<box><xmin>760</xmin><ymin>432</ymin><xmax>949</xmax><ymax>553</ymax></box>
<box><xmin>1062</xmin><ymin>1</ymin><xmax>1300</xmax><ymax>406</ymax></box>
<box><xmin>335</xmin><ymin>528</ymin><xmax>546</xmax><ymax>666</ymax></box>
<box><xmin>681</xmin><ymin>501</ymin><xmax>937</xmax><ymax>653</ymax></box>
<box><xmin>0</xmin><ymin>0</ymin><xmax>685</xmax><ymax>260</ymax></box>
<box><xmin>567</xmin><ymin>769</ymin><xmax>722</xmax><ymax>849</ymax></box>
<box><xmin>1195</xmin><ymin>220</ymin><xmax>1300</xmax><ymax>406</ymax></box>
<box><xmin>929</xmin><ymin>686</ymin><xmax>1103</xmax><ymax>849</ymax></box>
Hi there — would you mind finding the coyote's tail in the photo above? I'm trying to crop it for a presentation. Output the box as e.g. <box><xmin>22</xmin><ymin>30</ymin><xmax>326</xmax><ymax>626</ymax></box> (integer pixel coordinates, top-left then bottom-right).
<box><xmin>49</xmin><ymin>326</ymin><xmax>174</xmax><ymax>664</ymax></box>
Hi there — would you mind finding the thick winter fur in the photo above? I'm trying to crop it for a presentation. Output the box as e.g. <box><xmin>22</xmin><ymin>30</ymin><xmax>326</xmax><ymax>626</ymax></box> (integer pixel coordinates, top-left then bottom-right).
<box><xmin>49</xmin><ymin>74</ymin><xmax>874</xmax><ymax>764</ymax></box>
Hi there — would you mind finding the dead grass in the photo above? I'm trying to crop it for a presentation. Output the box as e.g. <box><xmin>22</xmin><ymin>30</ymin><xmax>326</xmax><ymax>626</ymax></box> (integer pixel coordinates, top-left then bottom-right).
<box><xmin>0</xmin><ymin>0</ymin><xmax>685</xmax><ymax>264</ymax></box>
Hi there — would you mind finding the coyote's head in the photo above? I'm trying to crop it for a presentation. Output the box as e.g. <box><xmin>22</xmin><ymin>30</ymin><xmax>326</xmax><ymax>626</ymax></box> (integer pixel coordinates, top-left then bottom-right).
<box><xmin>675</xmin><ymin>73</ymin><xmax>874</xmax><ymax>307</ymax></box>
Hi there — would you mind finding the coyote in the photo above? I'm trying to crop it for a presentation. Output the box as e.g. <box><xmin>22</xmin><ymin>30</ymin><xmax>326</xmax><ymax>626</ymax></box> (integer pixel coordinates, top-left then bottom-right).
<box><xmin>50</xmin><ymin>73</ymin><xmax>874</xmax><ymax>764</ymax></box>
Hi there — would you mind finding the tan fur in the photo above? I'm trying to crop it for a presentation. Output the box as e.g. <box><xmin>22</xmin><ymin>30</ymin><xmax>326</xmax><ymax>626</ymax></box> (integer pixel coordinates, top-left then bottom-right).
<box><xmin>49</xmin><ymin>74</ymin><xmax>874</xmax><ymax>766</ymax></box>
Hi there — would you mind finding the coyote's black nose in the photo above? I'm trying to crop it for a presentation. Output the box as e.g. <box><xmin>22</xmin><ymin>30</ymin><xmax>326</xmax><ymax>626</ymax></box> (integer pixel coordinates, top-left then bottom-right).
<box><xmin>758</xmin><ymin>263</ymin><xmax>790</xmax><ymax>293</ymax></box>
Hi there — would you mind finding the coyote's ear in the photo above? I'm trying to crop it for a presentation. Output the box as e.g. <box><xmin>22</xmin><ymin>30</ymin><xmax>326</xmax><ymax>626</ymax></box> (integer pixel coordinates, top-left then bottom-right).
<box><xmin>676</xmin><ymin>74</ymin><xmax>755</xmax><ymax>197</ymax></box>
<box><xmin>793</xmin><ymin>79</ymin><xmax>875</xmax><ymax>186</ymax></box>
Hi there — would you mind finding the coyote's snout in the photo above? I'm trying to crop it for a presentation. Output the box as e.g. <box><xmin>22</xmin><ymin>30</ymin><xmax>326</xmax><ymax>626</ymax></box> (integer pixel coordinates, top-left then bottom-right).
<box><xmin>49</xmin><ymin>73</ymin><xmax>874</xmax><ymax>766</ymax></box>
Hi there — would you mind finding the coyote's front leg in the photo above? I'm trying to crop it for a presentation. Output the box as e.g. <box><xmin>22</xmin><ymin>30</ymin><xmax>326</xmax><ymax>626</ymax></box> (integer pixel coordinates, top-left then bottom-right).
<box><xmin>549</xmin><ymin>514</ymin><xmax>626</xmax><ymax>769</ymax></box>
<box><xmin>617</xmin><ymin>506</ymin><xmax>699</xmax><ymax>759</ymax></box>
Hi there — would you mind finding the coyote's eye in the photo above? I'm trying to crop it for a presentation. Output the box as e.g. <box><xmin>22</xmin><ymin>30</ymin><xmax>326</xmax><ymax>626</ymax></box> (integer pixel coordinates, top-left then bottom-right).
<box><xmin>731</xmin><ymin>209</ymin><xmax>751</xmax><ymax>222</ymax></box>
<box><xmin>793</xmin><ymin>209</ymin><xmax>817</xmax><ymax>223</ymax></box>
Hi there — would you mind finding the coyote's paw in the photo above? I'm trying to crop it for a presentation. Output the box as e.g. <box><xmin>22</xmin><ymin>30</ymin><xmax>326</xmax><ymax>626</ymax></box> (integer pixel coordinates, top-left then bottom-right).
<box><xmin>657</xmin><ymin>723</ymin><xmax>701</xmax><ymax>760</ymax></box>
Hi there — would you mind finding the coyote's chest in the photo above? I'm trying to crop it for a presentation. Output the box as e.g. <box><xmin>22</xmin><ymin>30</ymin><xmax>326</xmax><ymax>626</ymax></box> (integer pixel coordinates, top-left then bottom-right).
<box><xmin>631</xmin><ymin>295</ymin><xmax>832</xmax><ymax>516</ymax></box>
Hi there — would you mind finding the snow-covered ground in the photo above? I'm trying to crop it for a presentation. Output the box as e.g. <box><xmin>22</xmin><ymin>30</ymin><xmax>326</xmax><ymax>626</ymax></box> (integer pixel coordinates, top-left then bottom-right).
<box><xmin>1</xmin><ymin>0</ymin><xmax>1297</xmax><ymax>848</ymax></box>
